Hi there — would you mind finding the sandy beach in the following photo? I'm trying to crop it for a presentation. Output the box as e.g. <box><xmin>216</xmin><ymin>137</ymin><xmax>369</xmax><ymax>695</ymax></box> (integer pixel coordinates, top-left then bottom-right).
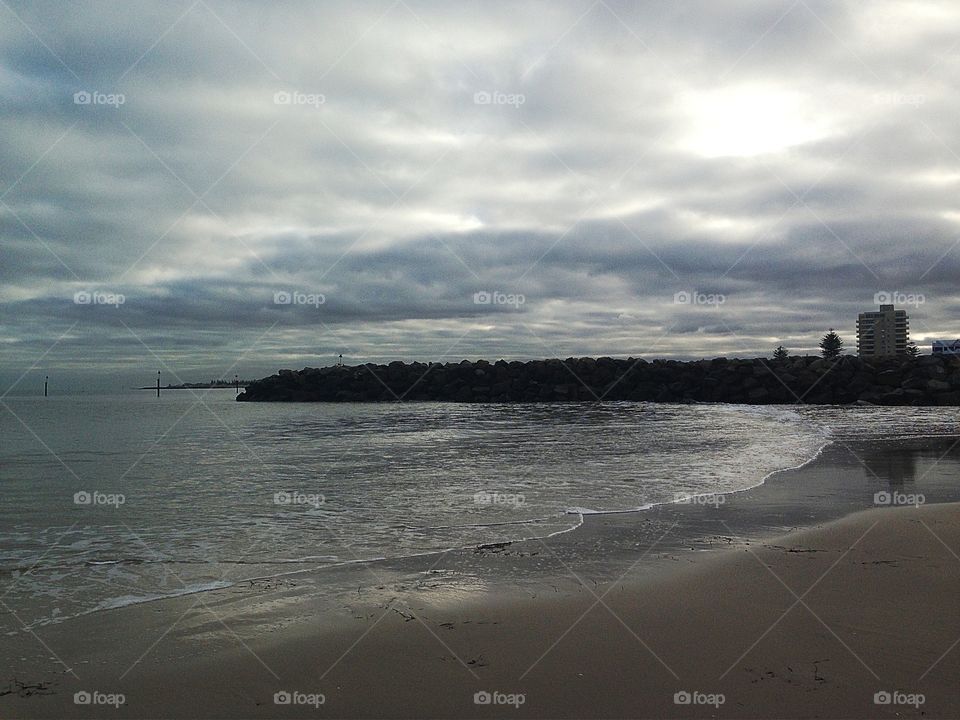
<box><xmin>5</xmin><ymin>496</ymin><xmax>958</xmax><ymax>719</ymax></box>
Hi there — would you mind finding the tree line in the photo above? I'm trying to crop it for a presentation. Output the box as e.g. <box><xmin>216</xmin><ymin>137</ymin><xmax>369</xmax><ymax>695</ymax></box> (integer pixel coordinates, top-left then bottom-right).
<box><xmin>772</xmin><ymin>332</ymin><xmax>920</xmax><ymax>360</ymax></box>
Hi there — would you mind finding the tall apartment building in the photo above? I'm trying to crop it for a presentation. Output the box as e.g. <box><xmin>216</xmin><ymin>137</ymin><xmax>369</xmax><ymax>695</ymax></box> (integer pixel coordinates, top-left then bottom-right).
<box><xmin>857</xmin><ymin>304</ymin><xmax>909</xmax><ymax>357</ymax></box>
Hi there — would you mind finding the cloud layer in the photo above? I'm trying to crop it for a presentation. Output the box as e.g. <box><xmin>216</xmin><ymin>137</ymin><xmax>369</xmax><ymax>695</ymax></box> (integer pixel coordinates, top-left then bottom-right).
<box><xmin>3</xmin><ymin>0</ymin><xmax>960</xmax><ymax>388</ymax></box>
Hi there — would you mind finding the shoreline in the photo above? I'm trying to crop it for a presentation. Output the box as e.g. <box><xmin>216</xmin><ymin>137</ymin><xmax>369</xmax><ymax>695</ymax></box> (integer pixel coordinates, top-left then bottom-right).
<box><xmin>4</xmin><ymin>433</ymin><xmax>835</xmax><ymax>635</ymax></box>
<box><xmin>5</xmin><ymin>502</ymin><xmax>958</xmax><ymax>718</ymax></box>
<box><xmin>6</xmin><ymin>433</ymin><xmax>958</xmax><ymax>631</ymax></box>
<box><xmin>4</xmin><ymin>436</ymin><xmax>960</xmax><ymax>718</ymax></box>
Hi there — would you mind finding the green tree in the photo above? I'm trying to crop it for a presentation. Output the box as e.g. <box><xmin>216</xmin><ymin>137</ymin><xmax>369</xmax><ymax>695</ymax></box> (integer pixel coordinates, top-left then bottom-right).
<box><xmin>905</xmin><ymin>341</ymin><xmax>920</xmax><ymax>358</ymax></box>
<box><xmin>773</xmin><ymin>345</ymin><xmax>789</xmax><ymax>360</ymax></box>
<box><xmin>819</xmin><ymin>329</ymin><xmax>843</xmax><ymax>359</ymax></box>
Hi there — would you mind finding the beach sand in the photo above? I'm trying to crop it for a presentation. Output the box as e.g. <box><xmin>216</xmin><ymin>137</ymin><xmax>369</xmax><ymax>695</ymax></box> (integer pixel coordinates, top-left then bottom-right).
<box><xmin>5</xmin><ymin>500</ymin><xmax>958</xmax><ymax>718</ymax></box>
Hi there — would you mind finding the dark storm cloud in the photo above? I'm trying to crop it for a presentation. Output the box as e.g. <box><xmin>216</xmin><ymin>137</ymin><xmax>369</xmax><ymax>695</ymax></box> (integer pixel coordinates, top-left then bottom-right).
<box><xmin>2</xmin><ymin>0</ymin><xmax>960</xmax><ymax>385</ymax></box>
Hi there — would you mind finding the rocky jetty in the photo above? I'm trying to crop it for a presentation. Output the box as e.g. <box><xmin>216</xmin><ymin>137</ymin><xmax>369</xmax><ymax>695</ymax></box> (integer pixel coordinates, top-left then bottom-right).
<box><xmin>237</xmin><ymin>355</ymin><xmax>960</xmax><ymax>405</ymax></box>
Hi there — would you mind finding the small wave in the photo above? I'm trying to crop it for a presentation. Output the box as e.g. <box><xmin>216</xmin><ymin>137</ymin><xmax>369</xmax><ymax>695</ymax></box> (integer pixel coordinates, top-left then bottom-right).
<box><xmin>565</xmin><ymin>504</ymin><xmax>656</xmax><ymax>515</ymax></box>
<box><xmin>92</xmin><ymin>581</ymin><xmax>235</xmax><ymax>612</ymax></box>
<box><xmin>401</xmin><ymin>517</ymin><xmax>565</xmax><ymax>531</ymax></box>
<box><xmin>10</xmin><ymin>580</ymin><xmax>239</xmax><ymax>634</ymax></box>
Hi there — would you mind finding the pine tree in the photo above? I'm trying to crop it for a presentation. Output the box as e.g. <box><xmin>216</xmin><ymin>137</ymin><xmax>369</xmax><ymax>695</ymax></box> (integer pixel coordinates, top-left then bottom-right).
<box><xmin>905</xmin><ymin>341</ymin><xmax>920</xmax><ymax>358</ymax></box>
<box><xmin>819</xmin><ymin>329</ymin><xmax>843</xmax><ymax>359</ymax></box>
<box><xmin>773</xmin><ymin>346</ymin><xmax>789</xmax><ymax>360</ymax></box>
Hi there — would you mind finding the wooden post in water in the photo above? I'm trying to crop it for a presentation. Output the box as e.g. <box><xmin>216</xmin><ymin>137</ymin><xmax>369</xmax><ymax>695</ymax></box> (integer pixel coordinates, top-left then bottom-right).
<box><xmin>157</xmin><ymin>371</ymin><xmax>161</xmax><ymax>398</ymax></box>
<box><xmin>235</xmin><ymin>374</ymin><xmax>239</xmax><ymax>394</ymax></box>
<box><xmin>44</xmin><ymin>375</ymin><xmax>48</xmax><ymax>397</ymax></box>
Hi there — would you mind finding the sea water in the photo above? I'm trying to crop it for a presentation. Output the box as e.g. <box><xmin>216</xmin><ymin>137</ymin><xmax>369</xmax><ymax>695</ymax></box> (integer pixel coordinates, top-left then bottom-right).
<box><xmin>1</xmin><ymin>393</ymin><xmax>957</xmax><ymax>632</ymax></box>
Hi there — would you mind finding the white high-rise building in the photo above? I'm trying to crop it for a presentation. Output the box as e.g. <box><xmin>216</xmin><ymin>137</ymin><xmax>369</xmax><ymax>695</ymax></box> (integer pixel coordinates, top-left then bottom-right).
<box><xmin>857</xmin><ymin>304</ymin><xmax>909</xmax><ymax>357</ymax></box>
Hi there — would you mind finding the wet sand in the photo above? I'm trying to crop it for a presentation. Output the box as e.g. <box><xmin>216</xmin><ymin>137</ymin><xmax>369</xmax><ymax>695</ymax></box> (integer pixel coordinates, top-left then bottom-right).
<box><xmin>240</xmin><ymin>502</ymin><xmax>960</xmax><ymax>719</ymax></box>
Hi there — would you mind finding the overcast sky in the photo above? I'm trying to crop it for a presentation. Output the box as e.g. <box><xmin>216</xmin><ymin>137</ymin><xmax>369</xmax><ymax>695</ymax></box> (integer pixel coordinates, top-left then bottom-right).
<box><xmin>3</xmin><ymin>0</ymin><xmax>960</xmax><ymax>390</ymax></box>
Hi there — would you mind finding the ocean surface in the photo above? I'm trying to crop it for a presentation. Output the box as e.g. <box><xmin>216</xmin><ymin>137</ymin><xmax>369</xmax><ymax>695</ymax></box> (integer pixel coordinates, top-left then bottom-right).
<box><xmin>1</xmin><ymin>393</ymin><xmax>958</xmax><ymax>634</ymax></box>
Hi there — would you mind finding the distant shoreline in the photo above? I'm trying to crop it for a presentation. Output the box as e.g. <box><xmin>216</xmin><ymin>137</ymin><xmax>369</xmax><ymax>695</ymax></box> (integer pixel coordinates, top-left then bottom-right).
<box><xmin>135</xmin><ymin>382</ymin><xmax>250</xmax><ymax>390</ymax></box>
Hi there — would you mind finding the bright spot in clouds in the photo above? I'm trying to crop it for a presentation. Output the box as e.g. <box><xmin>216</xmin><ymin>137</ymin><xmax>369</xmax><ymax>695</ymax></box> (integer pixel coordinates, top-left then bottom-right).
<box><xmin>681</xmin><ymin>86</ymin><xmax>830</xmax><ymax>158</ymax></box>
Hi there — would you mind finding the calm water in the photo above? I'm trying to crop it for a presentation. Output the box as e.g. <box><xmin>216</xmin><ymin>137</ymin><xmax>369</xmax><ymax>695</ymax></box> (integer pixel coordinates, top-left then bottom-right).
<box><xmin>1</xmin><ymin>393</ymin><xmax>958</xmax><ymax>633</ymax></box>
